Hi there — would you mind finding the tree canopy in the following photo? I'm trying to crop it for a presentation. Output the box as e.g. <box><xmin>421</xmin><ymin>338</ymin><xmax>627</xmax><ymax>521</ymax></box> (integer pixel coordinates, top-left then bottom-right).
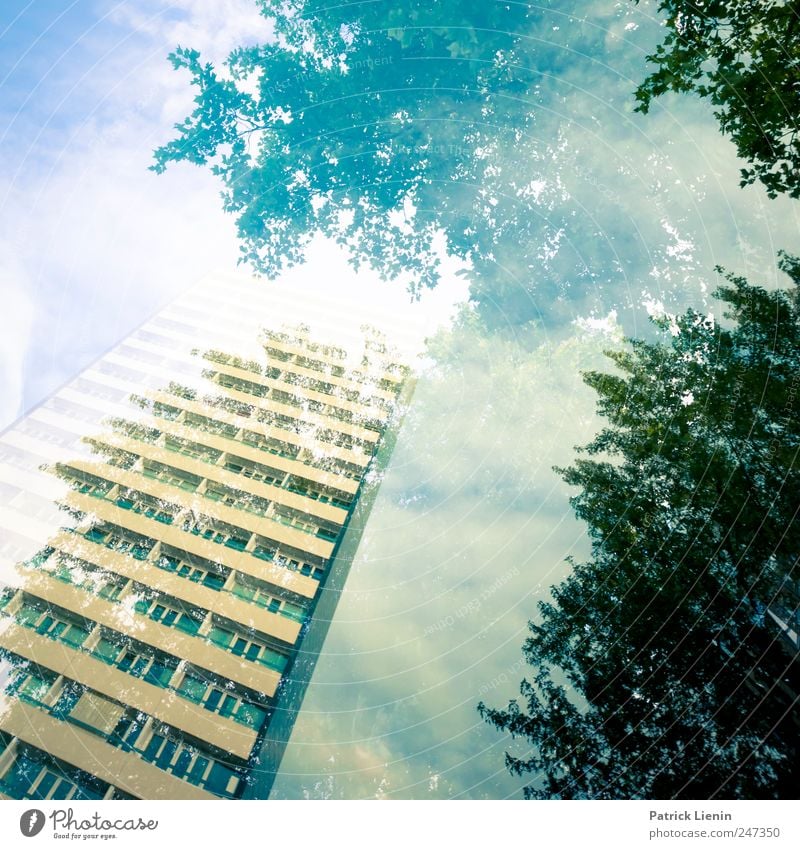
<box><xmin>152</xmin><ymin>1</ymin><xmax>538</xmax><ymax>293</ymax></box>
<box><xmin>634</xmin><ymin>0</ymin><xmax>800</xmax><ymax>199</ymax></box>
<box><xmin>479</xmin><ymin>254</ymin><xmax>800</xmax><ymax>798</ymax></box>
<box><xmin>153</xmin><ymin>2</ymin><xmax>693</xmax><ymax>328</ymax></box>
<box><xmin>153</xmin><ymin>1</ymin><xmax>800</xmax><ymax>326</ymax></box>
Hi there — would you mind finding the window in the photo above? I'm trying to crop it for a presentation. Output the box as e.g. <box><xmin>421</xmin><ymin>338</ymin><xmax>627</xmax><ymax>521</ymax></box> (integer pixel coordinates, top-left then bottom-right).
<box><xmin>92</xmin><ymin>637</ymin><xmax>122</xmax><ymax>664</ymax></box>
<box><xmin>232</xmin><ymin>583</ymin><xmax>255</xmax><ymax>603</ymax></box>
<box><xmin>155</xmin><ymin>553</ymin><xmax>179</xmax><ymax>572</ymax></box>
<box><xmin>9</xmin><ymin>669</ymin><xmax>54</xmax><ymax>706</ymax></box>
<box><xmin>231</xmin><ymin>578</ymin><xmax>306</xmax><ymax>622</ymax></box>
<box><xmin>113</xmin><ymin>489</ymin><xmax>179</xmax><ymax>525</ymax></box>
<box><xmin>0</xmin><ymin>748</ymin><xmax>107</xmax><ymax>801</ymax></box>
<box><xmin>142</xmin><ymin>460</ymin><xmax>201</xmax><ymax>492</ymax></box>
<box><xmin>61</xmin><ymin>624</ymin><xmax>90</xmax><ymax>648</ymax></box>
<box><xmin>143</xmin><ymin>661</ymin><xmax>175</xmax><ymax>687</ymax></box>
<box><xmin>75</xmin><ymin>479</ymin><xmax>111</xmax><ymax>498</ymax></box>
<box><xmin>187</xmin><ymin>755</ymin><xmax>210</xmax><ymax>785</ymax></box>
<box><xmin>175</xmin><ymin>671</ymin><xmax>266</xmax><ymax>728</ymax></box>
<box><xmin>142</xmin><ymin>733</ymin><xmax>166</xmax><ymax>762</ymax></box>
<box><xmin>175</xmin><ymin>613</ymin><xmax>200</xmax><ymax>635</ymax></box>
<box><xmin>152</xmin><ymin>401</ymin><xmax>182</xmax><ymax>421</ymax></box>
<box><xmin>202</xmin><ymin>572</ymin><xmax>226</xmax><ymax>590</ymax></box>
<box><xmin>235</xmin><ymin>702</ymin><xmax>268</xmax><ymax>730</ymax></box>
<box><xmin>282</xmin><ymin>602</ymin><xmax>306</xmax><ymax>623</ymax></box>
<box><xmin>90</xmin><ymin>634</ymin><xmax>179</xmax><ymax>691</ymax></box>
<box><xmin>203</xmin><ymin>688</ymin><xmax>223</xmax><ymax>711</ymax></box>
<box><xmin>208</xmin><ymin>624</ymin><xmax>287</xmax><ymax>671</ymax></box>
<box><xmin>205</xmin><ymin>762</ymin><xmax>240</xmax><ymax>797</ymax></box>
<box><xmin>184</xmin><ymin>413</ymin><xmax>238</xmax><ymax>440</ymax></box>
<box><xmin>209</xmin><ymin>626</ymin><xmax>233</xmax><ymax>648</ymax></box>
<box><xmin>157</xmin><ymin>552</ymin><xmax>225</xmax><ymax>591</ymax></box>
<box><xmin>167</xmin><ymin>749</ymin><xmax>190</xmax><ymax>778</ymax></box>
<box><xmin>2</xmin><ymin>754</ymin><xmax>44</xmax><ymax>798</ymax></box>
<box><xmin>135</xmin><ymin>597</ymin><xmax>202</xmax><ymax>636</ymax></box>
<box><xmin>98</xmin><ymin>578</ymin><xmax>127</xmax><ymax>602</ymax></box>
<box><xmin>177</xmin><ymin>674</ymin><xmax>207</xmax><ymax>703</ymax></box>
<box><xmin>112</xmin><ymin>715</ymin><xmax>146</xmax><ymax>750</ymax></box>
<box><xmin>219</xmin><ymin>694</ymin><xmax>237</xmax><ymax>718</ymax></box>
<box><xmin>16</xmin><ymin>604</ymin><xmax>91</xmax><ymax>650</ymax></box>
<box><xmin>183</xmin><ymin>517</ymin><xmax>251</xmax><ymax>552</ymax></box>
<box><xmin>31</xmin><ymin>770</ymin><xmax>76</xmax><ymax>800</ymax></box>
<box><xmin>118</xmin><ymin>652</ymin><xmax>148</xmax><ymax>677</ymax></box>
<box><xmin>122</xmin><ymin>722</ymin><xmax>243</xmax><ymax>798</ymax></box>
<box><xmin>86</xmin><ymin>524</ymin><xmax>155</xmax><ymax>561</ymax></box>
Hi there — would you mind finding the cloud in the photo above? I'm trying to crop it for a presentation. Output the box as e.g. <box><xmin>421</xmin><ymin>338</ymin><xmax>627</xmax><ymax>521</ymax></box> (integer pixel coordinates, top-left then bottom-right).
<box><xmin>0</xmin><ymin>1</ymin><xmax>273</xmax><ymax>429</ymax></box>
<box><xmin>0</xmin><ymin>0</ymin><xmax>469</xmax><ymax>430</ymax></box>
<box><xmin>108</xmin><ymin>0</ymin><xmax>272</xmax><ymax>57</ymax></box>
<box><xmin>271</xmin><ymin>319</ymin><xmax>613</xmax><ymax>799</ymax></box>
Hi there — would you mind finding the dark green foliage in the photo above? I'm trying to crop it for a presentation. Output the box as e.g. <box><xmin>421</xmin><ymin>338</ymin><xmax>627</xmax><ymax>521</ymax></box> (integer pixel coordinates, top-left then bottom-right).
<box><xmin>634</xmin><ymin>1</ymin><xmax>800</xmax><ymax>198</ymax></box>
<box><xmin>479</xmin><ymin>255</ymin><xmax>800</xmax><ymax>798</ymax></box>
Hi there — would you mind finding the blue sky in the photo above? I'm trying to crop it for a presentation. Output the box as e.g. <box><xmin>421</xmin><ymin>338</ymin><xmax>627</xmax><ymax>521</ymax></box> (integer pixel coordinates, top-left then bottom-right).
<box><xmin>0</xmin><ymin>0</ymin><xmax>467</xmax><ymax>429</ymax></box>
<box><xmin>2</xmin><ymin>1</ymin><xmax>799</xmax><ymax>432</ymax></box>
<box><xmin>0</xmin><ymin>1</ymin><xmax>235</xmax><ymax>425</ymax></box>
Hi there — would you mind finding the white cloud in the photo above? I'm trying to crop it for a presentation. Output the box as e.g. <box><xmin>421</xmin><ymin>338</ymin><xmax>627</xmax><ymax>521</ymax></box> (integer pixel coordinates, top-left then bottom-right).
<box><xmin>575</xmin><ymin>309</ymin><xmax>622</xmax><ymax>341</ymax></box>
<box><xmin>107</xmin><ymin>0</ymin><xmax>273</xmax><ymax>60</ymax></box>
<box><xmin>272</xmin><ymin>322</ymin><xmax>610</xmax><ymax>799</ymax></box>
<box><xmin>0</xmin><ymin>0</ymin><xmax>469</xmax><ymax>430</ymax></box>
<box><xmin>1</xmin><ymin>2</ymin><xmax>275</xmax><ymax>427</ymax></box>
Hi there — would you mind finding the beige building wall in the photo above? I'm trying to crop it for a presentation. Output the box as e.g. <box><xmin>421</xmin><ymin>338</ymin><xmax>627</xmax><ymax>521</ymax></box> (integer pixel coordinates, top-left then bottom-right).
<box><xmin>0</xmin><ymin>273</ymin><xmax>411</xmax><ymax>800</ymax></box>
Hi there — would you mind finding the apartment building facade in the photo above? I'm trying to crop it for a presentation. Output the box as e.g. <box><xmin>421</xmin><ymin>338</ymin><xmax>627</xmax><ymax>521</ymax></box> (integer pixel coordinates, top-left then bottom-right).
<box><xmin>0</xmin><ymin>275</ymin><xmax>411</xmax><ymax>800</ymax></box>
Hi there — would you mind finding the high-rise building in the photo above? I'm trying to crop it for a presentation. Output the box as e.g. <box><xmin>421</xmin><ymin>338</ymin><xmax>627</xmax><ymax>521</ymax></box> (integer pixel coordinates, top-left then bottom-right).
<box><xmin>0</xmin><ymin>275</ymin><xmax>412</xmax><ymax>800</ymax></box>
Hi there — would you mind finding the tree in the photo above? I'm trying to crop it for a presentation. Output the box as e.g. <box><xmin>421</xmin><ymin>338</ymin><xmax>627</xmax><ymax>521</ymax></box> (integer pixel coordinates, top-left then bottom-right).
<box><xmin>479</xmin><ymin>254</ymin><xmax>800</xmax><ymax>798</ymax></box>
<box><xmin>152</xmin><ymin>1</ymin><xmax>536</xmax><ymax>294</ymax></box>
<box><xmin>634</xmin><ymin>1</ymin><xmax>800</xmax><ymax>199</ymax></box>
<box><xmin>156</xmin><ymin>2</ymin><xmax>756</xmax><ymax>327</ymax></box>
